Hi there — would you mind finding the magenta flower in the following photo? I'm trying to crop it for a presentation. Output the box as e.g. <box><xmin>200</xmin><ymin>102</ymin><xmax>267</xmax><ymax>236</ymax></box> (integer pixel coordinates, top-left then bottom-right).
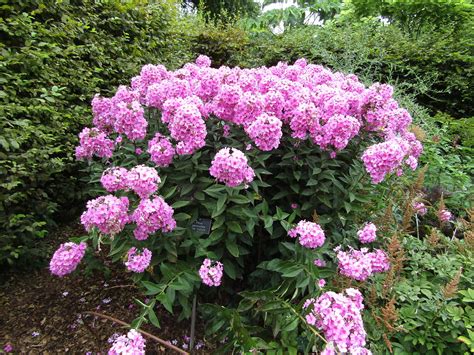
<box><xmin>125</xmin><ymin>247</ymin><xmax>152</xmax><ymax>273</ymax></box>
<box><xmin>199</xmin><ymin>258</ymin><xmax>224</xmax><ymax>287</ymax></box>
<box><xmin>3</xmin><ymin>343</ymin><xmax>13</xmax><ymax>353</ymax></box>
<box><xmin>108</xmin><ymin>329</ymin><xmax>146</xmax><ymax>355</ymax></box>
<box><xmin>439</xmin><ymin>209</ymin><xmax>453</xmax><ymax>223</ymax></box>
<box><xmin>357</xmin><ymin>223</ymin><xmax>377</xmax><ymax>244</ymax></box>
<box><xmin>288</xmin><ymin>221</ymin><xmax>325</xmax><ymax>249</ymax></box>
<box><xmin>209</xmin><ymin>147</ymin><xmax>254</xmax><ymax>187</ymax></box>
<box><xmin>50</xmin><ymin>242</ymin><xmax>87</xmax><ymax>277</ymax></box>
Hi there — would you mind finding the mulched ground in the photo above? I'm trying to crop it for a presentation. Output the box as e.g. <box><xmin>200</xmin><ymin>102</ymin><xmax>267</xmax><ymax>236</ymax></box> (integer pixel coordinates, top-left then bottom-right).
<box><xmin>0</xmin><ymin>223</ymin><xmax>211</xmax><ymax>354</ymax></box>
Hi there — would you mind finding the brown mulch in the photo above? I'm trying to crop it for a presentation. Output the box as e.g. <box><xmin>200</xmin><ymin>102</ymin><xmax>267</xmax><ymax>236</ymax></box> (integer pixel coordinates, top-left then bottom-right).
<box><xmin>0</xmin><ymin>223</ymin><xmax>210</xmax><ymax>353</ymax></box>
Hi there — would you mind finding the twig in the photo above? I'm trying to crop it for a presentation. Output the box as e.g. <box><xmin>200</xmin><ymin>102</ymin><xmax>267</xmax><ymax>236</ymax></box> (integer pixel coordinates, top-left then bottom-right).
<box><xmin>84</xmin><ymin>311</ymin><xmax>189</xmax><ymax>355</ymax></box>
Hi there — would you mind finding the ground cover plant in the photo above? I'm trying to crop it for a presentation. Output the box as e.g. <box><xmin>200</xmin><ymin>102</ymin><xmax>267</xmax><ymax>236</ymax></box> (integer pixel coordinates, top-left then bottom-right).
<box><xmin>46</xmin><ymin>55</ymin><xmax>447</xmax><ymax>353</ymax></box>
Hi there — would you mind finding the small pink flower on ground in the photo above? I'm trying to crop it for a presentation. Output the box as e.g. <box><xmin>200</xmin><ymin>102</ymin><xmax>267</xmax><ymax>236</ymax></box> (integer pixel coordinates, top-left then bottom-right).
<box><xmin>4</xmin><ymin>344</ymin><xmax>13</xmax><ymax>353</ymax></box>
<box><xmin>291</xmin><ymin>203</ymin><xmax>298</xmax><ymax>209</ymax></box>
<box><xmin>108</xmin><ymin>329</ymin><xmax>146</xmax><ymax>355</ymax></box>
<box><xmin>195</xmin><ymin>54</ymin><xmax>211</xmax><ymax>68</ymax></box>
<box><xmin>357</xmin><ymin>223</ymin><xmax>377</xmax><ymax>244</ymax></box>
<box><xmin>135</xmin><ymin>147</ymin><xmax>143</xmax><ymax>155</ymax></box>
<box><xmin>199</xmin><ymin>258</ymin><xmax>224</xmax><ymax>287</ymax></box>
<box><xmin>318</xmin><ymin>279</ymin><xmax>326</xmax><ymax>288</ymax></box>
<box><xmin>50</xmin><ymin>242</ymin><xmax>87</xmax><ymax>277</ymax></box>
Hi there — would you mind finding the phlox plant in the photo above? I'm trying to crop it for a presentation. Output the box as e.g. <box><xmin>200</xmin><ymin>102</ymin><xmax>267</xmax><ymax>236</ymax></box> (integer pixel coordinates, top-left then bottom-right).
<box><xmin>51</xmin><ymin>56</ymin><xmax>423</xmax><ymax>353</ymax></box>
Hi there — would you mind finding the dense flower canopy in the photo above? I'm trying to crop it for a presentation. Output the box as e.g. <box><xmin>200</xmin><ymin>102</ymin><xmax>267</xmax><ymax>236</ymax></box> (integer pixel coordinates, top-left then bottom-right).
<box><xmin>77</xmin><ymin>56</ymin><xmax>422</xmax><ymax>184</ymax></box>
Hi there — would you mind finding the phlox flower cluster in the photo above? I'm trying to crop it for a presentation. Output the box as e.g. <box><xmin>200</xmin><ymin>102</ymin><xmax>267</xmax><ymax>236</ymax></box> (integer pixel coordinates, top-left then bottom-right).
<box><xmin>50</xmin><ymin>242</ymin><xmax>87</xmax><ymax>277</ymax></box>
<box><xmin>75</xmin><ymin>127</ymin><xmax>114</xmax><ymax>160</ymax></box>
<box><xmin>209</xmin><ymin>148</ymin><xmax>255</xmax><ymax>187</ymax></box>
<box><xmin>108</xmin><ymin>329</ymin><xmax>146</xmax><ymax>355</ymax></box>
<box><xmin>357</xmin><ymin>223</ymin><xmax>377</xmax><ymax>244</ymax></box>
<box><xmin>92</xmin><ymin>86</ymin><xmax>147</xmax><ymax>141</ymax></box>
<box><xmin>199</xmin><ymin>258</ymin><xmax>224</xmax><ymax>287</ymax></box>
<box><xmin>288</xmin><ymin>220</ymin><xmax>325</xmax><ymax>249</ymax></box>
<box><xmin>303</xmin><ymin>288</ymin><xmax>371</xmax><ymax>354</ymax></box>
<box><xmin>245</xmin><ymin>113</ymin><xmax>283</xmax><ymax>151</ymax></box>
<box><xmin>314</xmin><ymin>258</ymin><xmax>326</xmax><ymax>267</ymax></box>
<box><xmin>126</xmin><ymin>165</ymin><xmax>161</xmax><ymax>199</ymax></box>
<box><xmin>161</xmin><ymin>96</ymin><xmax>207</xmax><ymax>155</ymax></box>
<box><xmin>312</xmin><ymin>114</ymin><xmax>361</xmax><ymax>152</ymax></box>
<box><xmin>147</xmin><ymin>133</ymin><xmax>175</xmax><ymax>167</ymax></box>
<box><xmin>361</xmin><ymin>137</ymin><xmax>418</xmax><ymax>184</ymax></box>
<box><xmin>81</xmin><ymin>196</ymin><xmax>129</xmax><ymax>235</ymax></box>
<box><xmin>413</xmin><ymin>201</ymin><xmax>427</xmax><ymax>216</ymax></box>
<box><xmin>131</xmin><ymin>196</ymin><xmax>176</xmax><ymax>240</ymax></box>
<box><xmin>101</xmin><ymin>167</ymin><xmax>129</xmax><ymax>192</ymax></box>
<box><xmin>100</xmin><ymin>165</ymin><xmax>160</xmax><ymax>199</ymax></box>
<box><xmin>125</xmin><ymin>247</ymin><xmax>152</xmax><ymax>273</ymax></box>
<box><xmin>335</xmin><ymin>247</ymin><xmax>390</xmax><ymax>281</ymax></box>
<box><xmin>439</xmin><ymin>209</ymin><xmax>453</xmax><ymax>223</ymax></box>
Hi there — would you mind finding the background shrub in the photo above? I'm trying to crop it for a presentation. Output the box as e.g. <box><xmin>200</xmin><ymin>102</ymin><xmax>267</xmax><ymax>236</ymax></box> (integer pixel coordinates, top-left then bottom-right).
<box><xmin>0</xmin><ymin>0</ymin><xmax>192</xmax><ymax>266</ymax></box>
<box><xmin>192</xmin><ymin>20</ymin><xmax>473</xmax><ymax>118</ymax></box>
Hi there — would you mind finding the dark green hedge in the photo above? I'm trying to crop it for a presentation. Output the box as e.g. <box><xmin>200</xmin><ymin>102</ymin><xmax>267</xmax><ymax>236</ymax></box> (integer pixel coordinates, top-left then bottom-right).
<box><xmin>0</xmin><ymin>0</ymin><xmax>192</xmax><ymax>266</ymax></box>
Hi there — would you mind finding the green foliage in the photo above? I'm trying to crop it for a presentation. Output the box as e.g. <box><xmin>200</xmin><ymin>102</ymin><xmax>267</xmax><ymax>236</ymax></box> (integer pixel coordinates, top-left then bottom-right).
<box><xmin>415</xmin><ymin>111</ymin><xmax>473</xmax><ymax>212</ymax></box>
<box><xmin>0</xmin><ymin>0</ymin><xmax>192</xmax><ymax>266</ymax></box>
<box><xmin>190</xmin><ymin>18</ymin><xmax>251</xmax><ymax>67</ymax></box>
<box><xmin>195</xmin><ymin>19</ymin><xmax>473</xmax><ymax>118</ymax></box>
<box><xmin>349</xmin><ymin>0</ymin><xmax>474</xmax><ymax>32</ymax></box>
<box><xmin>388</xmin><ymin>235</ymin><xmax>473</xmax><ymax>354</ymax></box>
<box><xmin>257</xmin><ymin>0</ymin><xmax>343</xmax><ymax>28</ymax></box>
<box><xmin>183</xmin><ymin>0</ymin><xmax>260</xmax><ymax>21</ymax></box>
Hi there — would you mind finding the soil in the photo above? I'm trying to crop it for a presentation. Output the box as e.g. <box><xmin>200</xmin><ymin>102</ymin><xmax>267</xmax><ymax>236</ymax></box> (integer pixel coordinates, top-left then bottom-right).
<box><xmin>0</xmin><ymin>223</ymin><xmax>211</xmax><ymax>354</ymax></box>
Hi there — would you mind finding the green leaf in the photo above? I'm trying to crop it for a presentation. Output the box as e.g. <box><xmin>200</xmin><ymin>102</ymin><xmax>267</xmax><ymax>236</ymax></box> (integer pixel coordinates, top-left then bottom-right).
<box><xmin>172</xmin><ymin>200</ymin><xmax>191</xmax><ymax>209</ymax></box>
<box><xmin>229</xmin><ymin>195</ymin><xmax>250</xmax><ymax>204</ymax></box>
<box><xmin>226</xmin><ymin>238</ymin><xmax>240</xmax><ymax>257</ymax></box>
<box><xmin>223</xmin><ymin>259</ymin><xmax>237</xmax><ymax>279</ymax></box>
<box><xmin>216</xmin><ymin>194</ymin><xmax>227</xmax><ymax>212</ymax></box>
<box><xmin>174</xmin><ymin>213</ymin><xmax>191</xmax><ymax>221</ymax></box>
<box><xmin>142</xmin><ymin>281</ymin><xmax>162</xmax><ymax>295</ymax></box>
<box><xmin>263</xmin><ymin>215</ymin><xmax>273</xmax><ymax>229</ymax></box>
<box><xmin>227</xmin><ymin>221</ymin><xmax>243</xmax><ymax>234</ymax></box>
<box><xmin>148</xmin><ymin>307</ymin><xmax>161</xmax><ymax>328</ymax></box>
